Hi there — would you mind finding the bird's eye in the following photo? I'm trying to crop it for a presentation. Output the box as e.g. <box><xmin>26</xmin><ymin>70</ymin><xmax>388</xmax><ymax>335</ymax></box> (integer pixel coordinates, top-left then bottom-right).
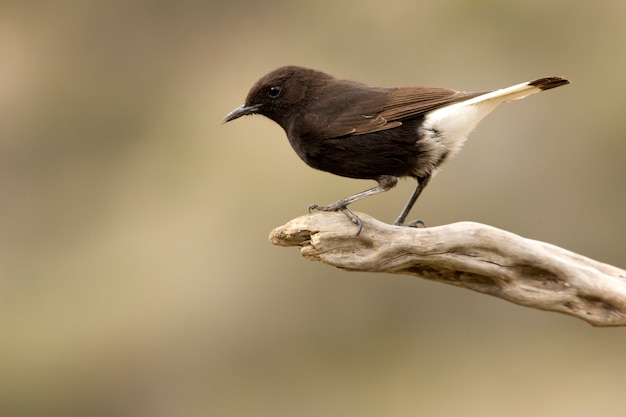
<box><xmin>268</xmin><ymin>86</ymin><xmax>282</xmax><ymax>98</ymax></box>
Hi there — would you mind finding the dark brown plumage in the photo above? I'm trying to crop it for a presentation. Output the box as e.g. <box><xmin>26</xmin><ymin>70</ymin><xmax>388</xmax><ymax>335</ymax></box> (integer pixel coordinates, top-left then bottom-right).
<box><xmin>223</xmin><ymin>66</ymin><xmax>569</xmax><ymax>233</ymax></box>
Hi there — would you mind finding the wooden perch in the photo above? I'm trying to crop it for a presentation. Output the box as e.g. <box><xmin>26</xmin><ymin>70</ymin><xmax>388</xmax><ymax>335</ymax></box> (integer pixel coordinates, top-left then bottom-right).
<box><xmin>269</xmin><ymin>212</ymin><xmax>626</xmax><ymax>327</ymax></box>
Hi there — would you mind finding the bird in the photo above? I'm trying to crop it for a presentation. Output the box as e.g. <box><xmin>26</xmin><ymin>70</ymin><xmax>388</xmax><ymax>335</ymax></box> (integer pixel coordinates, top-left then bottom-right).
<box><xmin>222</xmin><ymin>66</ymin><xmax>569</xmax><ymax>234</ymax></box>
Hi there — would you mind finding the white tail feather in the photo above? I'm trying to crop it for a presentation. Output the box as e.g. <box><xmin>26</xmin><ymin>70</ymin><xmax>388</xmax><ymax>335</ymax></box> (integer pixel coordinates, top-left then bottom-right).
<box><xmin>458</xmin><ymin>80</ymin><xmax>545</xmax><ymax>107</ymax></box>
<box><xmin>420</xmin><ymin>80</ymin><xmax>552</xmax><ymax>161</ymax></box>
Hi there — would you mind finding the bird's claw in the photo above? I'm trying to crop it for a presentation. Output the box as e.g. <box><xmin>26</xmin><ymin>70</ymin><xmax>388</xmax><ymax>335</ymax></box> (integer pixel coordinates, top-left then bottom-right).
<box><xmin>307</xmin><ymin>203</ymin><xmax>321</xmax><ymax>213</ymax></box>
<box><xmin>394</xmin><ymin>219</ymin><xmax>426</xmax><ymax>228</ymax></box>
<box><xmin>308</xmin><ymin>203</ymin><xmax>342</xmax><ymax>213</ymax></box>
<box><xmin>339</xmin><ymin>207</ymin><xmax>363</xmax><ymax>235</ymax></box>
<box><xmin>308</xmin><ymin>204</ymin><xmax>363</xmax><ymax>235</ymax></box>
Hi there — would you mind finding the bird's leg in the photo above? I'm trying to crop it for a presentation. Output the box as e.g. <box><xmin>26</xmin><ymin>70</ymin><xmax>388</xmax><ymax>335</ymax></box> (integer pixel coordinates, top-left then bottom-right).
<box><xmin>308</xmin><ymin>176</ymin><xmax>398</xmax><ymax>233</ymax></box>
<box><xmin>393</xmin><ymin>175</ymin><xmax>431</xmax><ymax>227</ymax></box>
<box><xmin>309</xmin><ymin>175</ymin><xmax>398</xmax><ymax>212</ymax></box>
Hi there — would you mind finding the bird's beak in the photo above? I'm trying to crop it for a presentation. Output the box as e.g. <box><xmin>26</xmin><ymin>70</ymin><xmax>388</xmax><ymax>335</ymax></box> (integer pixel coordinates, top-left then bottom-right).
<box><xmin>221</xmin><ymin>103</ymin><xmax>262</xmax><ymax>124</ymax></box>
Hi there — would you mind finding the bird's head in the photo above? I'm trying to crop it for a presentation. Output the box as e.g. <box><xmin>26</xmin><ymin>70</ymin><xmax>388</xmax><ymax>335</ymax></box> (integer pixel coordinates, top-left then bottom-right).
<box><xmin>222</xmin><ymin>65</ymin><xmax>333</xmax><ymax>129</ymax></box>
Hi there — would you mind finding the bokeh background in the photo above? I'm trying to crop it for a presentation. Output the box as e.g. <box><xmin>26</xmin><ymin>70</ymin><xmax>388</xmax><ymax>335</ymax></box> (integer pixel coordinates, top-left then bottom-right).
<box><xmin>2</xmin><ymin>1</ymin><xmax>625</xmax><ymax>416</ymax></box>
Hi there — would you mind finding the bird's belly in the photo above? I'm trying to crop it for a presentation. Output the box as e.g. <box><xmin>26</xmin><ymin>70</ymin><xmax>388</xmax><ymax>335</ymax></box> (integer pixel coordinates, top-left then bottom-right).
<box><xmin>288</xmin><ymin>128</ymin><xmax>446</xmax><ymax>180</ymax></box>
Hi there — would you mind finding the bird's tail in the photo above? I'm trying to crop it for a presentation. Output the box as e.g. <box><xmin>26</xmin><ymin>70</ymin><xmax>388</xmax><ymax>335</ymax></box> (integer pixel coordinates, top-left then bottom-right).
<box><xmin>421</xmin><ymin>76</ymin><xmax>570</xmax><ymax>159</ymax></box>
<box><xmin>463</xmin><ymin>76</ymin><xmax>570</xmax><ymax>107</ymax></box>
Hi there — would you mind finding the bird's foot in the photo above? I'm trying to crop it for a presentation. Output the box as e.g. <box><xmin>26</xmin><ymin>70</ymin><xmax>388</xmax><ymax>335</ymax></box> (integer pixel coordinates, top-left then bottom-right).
<box><xmin>308</xmin><ymin>202</ymin><xmax>345</xmax><ymax>213</ymax></box>
<box><xmin>308</xmin><ymin>204</ymin><xmax>363</xmax><ymax>235</ymax></box>
<box><xmin>394</xmin><ymin>219</ymin><xmax>426</xmax><ymax>228</ymax></box>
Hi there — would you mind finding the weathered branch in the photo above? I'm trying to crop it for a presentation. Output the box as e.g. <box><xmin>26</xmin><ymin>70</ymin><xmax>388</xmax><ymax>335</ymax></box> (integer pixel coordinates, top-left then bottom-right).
<box><xmin>269</xmin><ymin>212</ymin><xmax>626</xmax><ymax>327</ymax></box>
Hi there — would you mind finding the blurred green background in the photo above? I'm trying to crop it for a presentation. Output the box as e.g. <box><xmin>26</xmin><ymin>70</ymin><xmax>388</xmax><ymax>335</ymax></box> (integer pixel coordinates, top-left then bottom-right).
<box><xmin>1</xmin><ymin>1</ymin><xmax>625</xmax><ymax>416</ymax></box>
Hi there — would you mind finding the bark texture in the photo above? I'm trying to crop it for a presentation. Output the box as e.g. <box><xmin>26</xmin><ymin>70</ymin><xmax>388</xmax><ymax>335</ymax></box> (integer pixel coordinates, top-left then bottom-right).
<box><xmin>270</xmin><ymin>212</ymin><xmax>626</xmax><ymax>327</ymax></box>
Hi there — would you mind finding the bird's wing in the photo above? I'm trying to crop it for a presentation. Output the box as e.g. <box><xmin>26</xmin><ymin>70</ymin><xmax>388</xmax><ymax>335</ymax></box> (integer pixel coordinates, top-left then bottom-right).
<box><xmin>378</xmin><ymin>87</ymin><xmax>486</xmax><ymax>122</ymax></box>
<box><xmin>312</xmin><ymin>86</ymin><xmax>487</xmax><ymax>138</ymax></box>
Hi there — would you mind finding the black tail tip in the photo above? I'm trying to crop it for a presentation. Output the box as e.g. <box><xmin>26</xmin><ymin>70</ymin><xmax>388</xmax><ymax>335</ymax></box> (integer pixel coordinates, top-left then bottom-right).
<box><xmin>529</xmin><ymin>76</ymin><xmax>571</xmax><ymax>91</ymax></box>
